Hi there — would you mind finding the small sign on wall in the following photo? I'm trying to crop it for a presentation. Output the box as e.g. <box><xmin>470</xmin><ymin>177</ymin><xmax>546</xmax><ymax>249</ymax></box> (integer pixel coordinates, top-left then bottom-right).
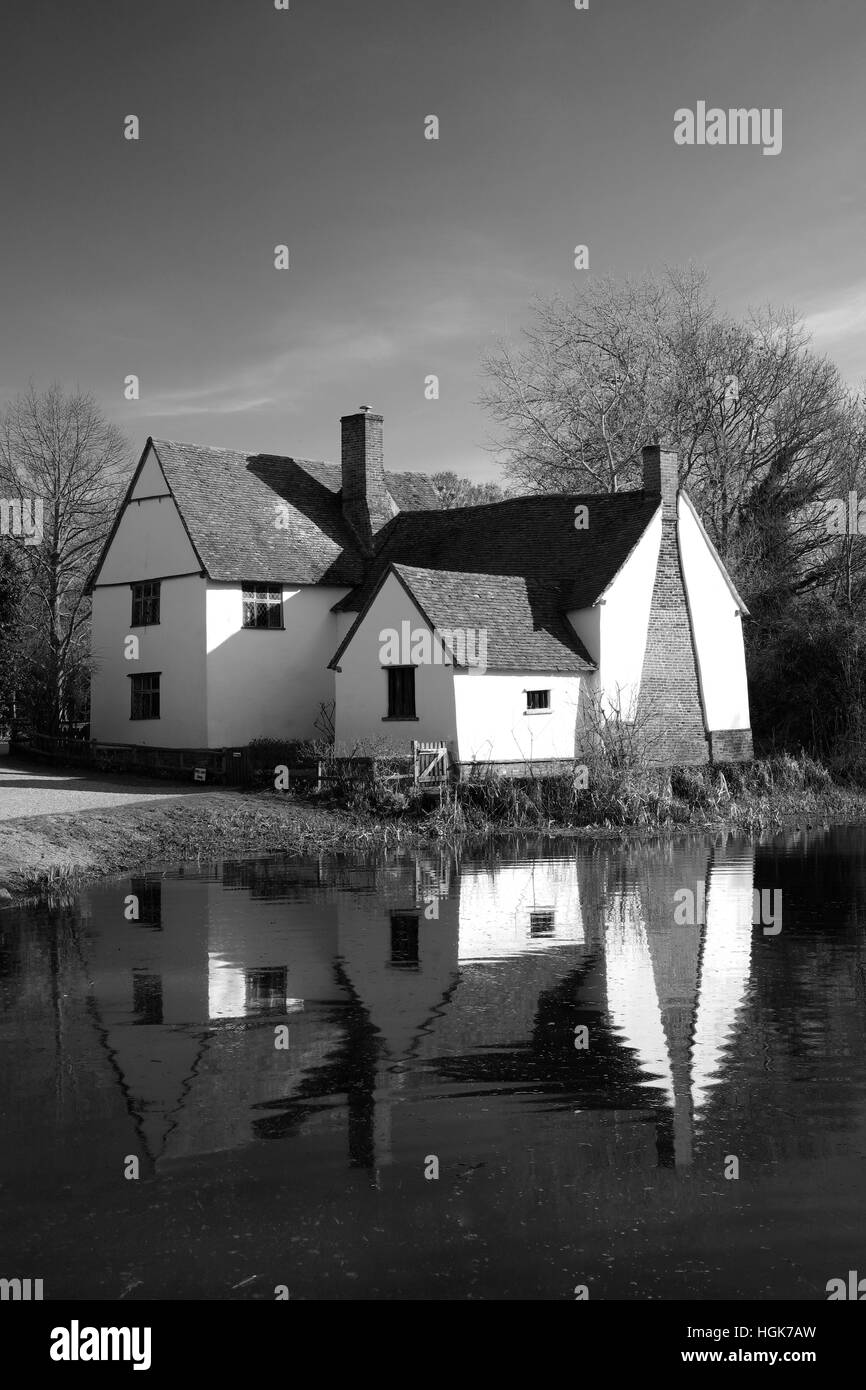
<box><xmin>193</xmin><ymin>767</ymin><xmax>207</xmax><ymax>783</ymax></box>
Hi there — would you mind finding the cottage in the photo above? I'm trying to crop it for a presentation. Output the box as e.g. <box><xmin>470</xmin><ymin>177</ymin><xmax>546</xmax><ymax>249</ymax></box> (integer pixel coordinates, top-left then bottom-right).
<box><xmin>88</xmin><ymin>406</ymin><xmax>752</xmax><ymax>771</ymax></box>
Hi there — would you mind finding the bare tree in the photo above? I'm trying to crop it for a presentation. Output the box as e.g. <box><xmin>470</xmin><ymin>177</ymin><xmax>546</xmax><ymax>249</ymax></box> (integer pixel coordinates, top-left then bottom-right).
<box><xmin>481</xmin><ymin>268</ymin><xmax>845</xmax><ymax>586</ymax></box>
<box><xmin>0</xmin><ymin>540</ymin><xmax>24</xmax><ymax>729</ymax></box>
<box><xmin>481</xmin><ymin>267</ymin><xmax>712</xmax><ymax>494</ymax></box>
<box><xmin>431</xmin><ymin>471</ymin><xmax>505</xmax><ymax>508</ymax></box>
<box><xmin>0</xmin><ymin>383</ymin><xmax>130</xmax><ymax>732</ymax></box>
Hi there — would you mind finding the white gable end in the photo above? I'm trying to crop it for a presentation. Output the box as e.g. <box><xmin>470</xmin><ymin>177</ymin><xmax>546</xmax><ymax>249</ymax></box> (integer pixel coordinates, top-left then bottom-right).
<box><xmin>130</xmin><ymin>446</ymin><xmax>170</xmax><ymax>500</ymax></box>
<box><xmin>678</xmin><ymin>493</ymin><xmax>750</xmax><ymax>732</ymax></box>
<box><xmin>333</xmin><ymin>570</ymin><xmax>458</xmax><ymax>749</ymax></box>
<box><xmin>95</xmin><ymin>447</ymin><xmax>200</xmax><ymax>585</ymax></box>
<box><xmin>568</xmin><ymin>506</ymin><xmax>662</xmax><ymax>720</ymax></box>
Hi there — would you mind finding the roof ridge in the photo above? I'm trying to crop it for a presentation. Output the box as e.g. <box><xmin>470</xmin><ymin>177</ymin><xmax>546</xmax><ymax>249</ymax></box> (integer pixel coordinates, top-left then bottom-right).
<box><xmin>154</xmin><ymin>439</ymin><xmax>435</xmax><ymax>479</ymax></box>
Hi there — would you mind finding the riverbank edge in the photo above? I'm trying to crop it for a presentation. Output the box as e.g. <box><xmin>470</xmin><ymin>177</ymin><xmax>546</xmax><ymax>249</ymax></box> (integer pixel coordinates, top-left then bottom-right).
<box><xmin>3</xmin><ymin>777</ymin><xmax>866</xmax><ymax>906</ymax></box>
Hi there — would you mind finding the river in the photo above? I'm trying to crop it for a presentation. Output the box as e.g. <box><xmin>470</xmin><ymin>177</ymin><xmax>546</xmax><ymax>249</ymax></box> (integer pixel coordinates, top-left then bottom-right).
<box><xmin>1</xmin><ymin>827</ymin><xmax>865</xmax><ymax>1300</ymax></box>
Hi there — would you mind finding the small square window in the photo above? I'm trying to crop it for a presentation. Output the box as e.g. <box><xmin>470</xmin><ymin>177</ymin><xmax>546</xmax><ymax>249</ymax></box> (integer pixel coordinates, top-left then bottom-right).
<box><xmin>242</xmin><ymin>584</ymin><xmax>283</xmax><ymax>629</ymax></box>
<box><xmin>130</xmin><ymin>672</ymin><xmax>160</xmax><ymax>720</ymax></box>
<box><xmin>245</xmin><ymin>967</ymin><xmax>288</xmax><ymax>1013</ymax></box>
<box><xmin>526</xmin><ymin>689</ymin><xmax>550</xmax><ymax>711</ymax></box>
<box><xmin>386</xmin><ymin>666</ymin><xmax>416</xmax><ymax>719</ymax></box>
<box><xmin>131</xmin><ymin>580</ymin><xmax>160</xmax><ymax>627</ymax></box>
<box><xmin>529</xmin><ymin>910</ymin><xmax>555</xmax><ymax>937</ymax></box>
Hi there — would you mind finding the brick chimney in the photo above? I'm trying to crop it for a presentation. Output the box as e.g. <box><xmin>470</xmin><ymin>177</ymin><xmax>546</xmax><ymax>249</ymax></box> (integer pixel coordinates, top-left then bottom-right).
<box><xmin>642</xmin><ymin>443</ymin><xmax>679</xmax><ymax>521</ymax></box>
<box><xmin>341</xmin><ymin>407</ymin><xmax>395</xmax><ymax>551</ymax></box>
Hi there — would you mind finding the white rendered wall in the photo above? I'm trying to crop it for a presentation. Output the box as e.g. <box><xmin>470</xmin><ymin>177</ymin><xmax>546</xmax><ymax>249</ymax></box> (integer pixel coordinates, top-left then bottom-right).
<box><xmin>453</xmin><ymin>670</ymin><xmax>583</xmax><ymax>763</ymax></box>
<box><xmin>206</xmin><ymin>584</ymin><xmax>349</xmax><ymax>745</ymax></box>
<box><xmin>457</xmin><ymin>860</ymin><xmax>585</xmax><ymax>959</ymax></box>
<box><xmin>90</xmin><ymin>575</ymin><xmax>208</xmax><ymax>746</ymax></box>
<box><xmin>567</xmin><ymin>604</ymin><xmax>600</xmax><ymax>665</ymax></box>
<box><xmin>678</xmin><ymin>495</ymin><xmax>750</xmax><ymax>731</ymax></box>
<box><xmin>95</xmin><ymin>492</ymin><xmax>199</xmax><ymax>584</ymax></box>
<box><xmin>130</xmin><ymin>448</ymin><xmax>170</xmax><ymax>500</ymax></box>
<box><xmin>585</xmin><ymin>506</ymin><xmax>662</xmax><ymax>721</ymax></box>
<box><xmin>333</xmin><ymin>571</ymin><xmax>458</xmax><ymax>750</ymax></box>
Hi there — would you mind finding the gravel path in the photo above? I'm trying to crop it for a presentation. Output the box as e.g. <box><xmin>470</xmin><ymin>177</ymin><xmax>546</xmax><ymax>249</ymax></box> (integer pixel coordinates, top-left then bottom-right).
<box><xmin>0</xmin><ymin>757</ymin><xmax>206</xmax><ymax>822</ymax></box>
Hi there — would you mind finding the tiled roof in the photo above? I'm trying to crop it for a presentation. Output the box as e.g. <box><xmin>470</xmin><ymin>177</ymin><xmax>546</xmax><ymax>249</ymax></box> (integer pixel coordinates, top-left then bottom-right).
<box><xmin>333</xmin><ymin>492</ymin><xmax>661</xmax><ymax>614</ymax></box>
<box><xmin>391</xmin><ymin>563</ymin><xmax>595</xmax><ymax>671</ymax></box>
<box><xmin>149</xmin><ymin>438</ymin><xmax>440</xmax><ymax>585</ymax></box>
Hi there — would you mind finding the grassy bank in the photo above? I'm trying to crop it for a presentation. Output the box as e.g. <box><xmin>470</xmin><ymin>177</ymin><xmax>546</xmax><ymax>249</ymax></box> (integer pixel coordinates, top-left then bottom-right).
<box><xmin>2</xmin><ymin>754</ymin><xmax>865</xmax><ymax>906</ymax></box>
<box><xmin>0</xmin><ymin>789</ymin><xmax>418</xmax><ymax>903</ymax></box>
<box><xmin>420</xmin><ymin>752</ymin><xmax>866</xmax><ymax>835</ymax></box>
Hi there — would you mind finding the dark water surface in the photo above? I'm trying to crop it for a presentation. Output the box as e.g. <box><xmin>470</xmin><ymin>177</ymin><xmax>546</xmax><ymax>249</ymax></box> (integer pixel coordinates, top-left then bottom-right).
<box><xmin>2</xmin><ymin>828</ymin><xmax>865</xmax><ymax>1300</ymax></box>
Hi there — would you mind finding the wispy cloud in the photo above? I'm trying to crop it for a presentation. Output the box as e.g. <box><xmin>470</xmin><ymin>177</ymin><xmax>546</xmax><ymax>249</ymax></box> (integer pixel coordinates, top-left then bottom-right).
<box><xmin>129</xmin><ymin>295</ymin><xmax>487</xmax><ymax>421</ymax></box>
<box><xmin>804</xmin><ymin>283</ymin><xmax>866</xmax><ymax>345</ymax></box>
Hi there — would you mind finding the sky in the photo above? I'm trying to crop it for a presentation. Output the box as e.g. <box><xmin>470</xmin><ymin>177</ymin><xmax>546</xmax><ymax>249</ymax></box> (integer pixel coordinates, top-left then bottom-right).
<box><xmin>1</xmin><ymin>0</ymin><xmax>864</xmax><ymax>482</ymax></box>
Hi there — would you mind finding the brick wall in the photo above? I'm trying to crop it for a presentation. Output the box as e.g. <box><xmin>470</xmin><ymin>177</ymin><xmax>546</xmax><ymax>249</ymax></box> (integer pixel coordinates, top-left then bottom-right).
<box><xmin>637</xmin><ymin>513</ymin><xmax>710</xmax><ymax>765</ymax></box>
<box><xmin>341</xmin><ymin>410</ymin><xmax>394</xmax><ymax>551</ymax></box>
<box><xmin>708</xmin><ymin>728</ymin><xmax>754</xmax><ymax>763</ymax></box>
<box><xmin>457</xmin><ymin>757</ymin><xmax>578</xmax><ymax>780</ymax></box>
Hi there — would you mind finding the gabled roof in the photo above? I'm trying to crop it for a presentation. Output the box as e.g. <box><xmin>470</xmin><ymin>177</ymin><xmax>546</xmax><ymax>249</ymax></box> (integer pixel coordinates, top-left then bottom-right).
<box><xmin>329</xmin><ymin>562</ymin><xmax>595</xmax><ymax>673</ymax></box>
<box><xmin>333</xmin><ymin>491</ymin><xmax>661</xmax><ymax>614</ymax></box>
<box><xmin>90</xmin><ymin>437</ymin><xmax>441</xmax><ymax>589</ymax></box>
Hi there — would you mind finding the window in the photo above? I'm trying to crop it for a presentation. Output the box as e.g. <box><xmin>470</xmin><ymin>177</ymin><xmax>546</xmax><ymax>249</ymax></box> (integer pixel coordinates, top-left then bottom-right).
<box><xmin>245</xmin><ymin>967</ymin><xmax>288</xmax><ymax>1013</ymax></box>
<box><xmin>390</xmin><ymin>913</ymin><xmax>419</xmax><ymax>967</ymax></box>
<box><xmin>130</xmin><ymin>672</ymin><xmax>160</xmax><ymax>720</ymax></box>
<box><xmin>242</xmin><ymin>584</ymin><xmax>283</xmax><ymax>629</ymax></box>
<box><xmin>132</xmin><ymin>971</ymin><xmax>163</xmax><ymax>1025</ymax></box>
<box><xmin>131</xmin><ymin>580</ymin><xmax>160</xmax><ymax>627</ymax></box>
<box><xmin>526</xmin><ymin>689</ymin><xmax>550</xmax><ymax>711</ymax></box>
<box><xmin>529</xmin><ymin>910</ymin><xmax>555</xmax><ymax>938</ymax></box>
<box><xmin>386</xmin><ymin>666</ymin><xmax>416</xmax><ymax>719</ymax></box>
<box><xmin>129</xmin><ymin>876</ymin><xmax>162</xmax><ymax>929</ymax></box>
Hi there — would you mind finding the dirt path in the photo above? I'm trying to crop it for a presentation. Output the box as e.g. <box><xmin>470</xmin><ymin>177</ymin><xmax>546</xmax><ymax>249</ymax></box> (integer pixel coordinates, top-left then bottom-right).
<box><xmin>0</xmin><ymin>762</ymin><xmax>408</xmax><ymax>901</ymax></box>
<box><xmin>0</xmin><ymin>756</ymin><xmax>206</xmax><ymax>821</ymax></box>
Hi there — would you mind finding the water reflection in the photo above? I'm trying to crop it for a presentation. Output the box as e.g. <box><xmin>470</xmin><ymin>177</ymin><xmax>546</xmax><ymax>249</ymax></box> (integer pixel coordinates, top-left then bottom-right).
<box><xmin>5</xmin><ymin>828</ymin><xmax>866</xmax><ymax>1299</ymax></box>
<box><xmin>4</xmin><ymin>839</ymin><xmax>761</xmax><ymax>1176</ymax></box>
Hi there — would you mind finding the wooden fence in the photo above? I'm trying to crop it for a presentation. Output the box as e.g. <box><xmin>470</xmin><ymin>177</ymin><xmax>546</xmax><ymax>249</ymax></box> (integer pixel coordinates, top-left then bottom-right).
<box><xmin>11</xmin><ymin>734</ymin><xmax>454</xmax><ymax>788</ymax></box>
<box><xmin>14</xmin><ymin>732</ymin><xmax>94</xmax><ymax>765</ymax></box>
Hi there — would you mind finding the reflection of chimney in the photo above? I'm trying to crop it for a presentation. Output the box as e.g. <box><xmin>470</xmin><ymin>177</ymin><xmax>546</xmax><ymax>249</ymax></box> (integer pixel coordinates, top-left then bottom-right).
<box><xmin>341</xmin><ymin>407</ymin><xmax>395</xmax><ymax>551</ymax></box>
<box><xmin>642</xmin><ymin>443</ymin><xmax>679</xmax><ymax>522</ymax></box>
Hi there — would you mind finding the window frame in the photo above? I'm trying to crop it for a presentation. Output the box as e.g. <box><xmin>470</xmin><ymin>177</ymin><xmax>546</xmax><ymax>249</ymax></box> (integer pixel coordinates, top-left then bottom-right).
<box><xmin>525</xmin><ymin>688</ymin><xmax>551</xmax><ymax>713</ymax></box>
<box><xmin>389</xmin><ymin>912</ymin><xmax>420</xmax><ymax>968</ymax></box>
<box><xmin>383</xmin><ymin>664</ymin><xmax>418</xmax><ymax>721</ymax></box>
<box><xmin>244</xmin><ymin>966</ymin><xmax>288</xmax><ymax>1014</ymax></box>
<box><xmin>130</xmin><ymin>580</ymin><xmax>161</xmax><ymax>628</ymax></box>
<box><xmin>529</xmin><ymin>908</ymin><xmax>556</xmax><ymax>937</ymax></box>
<box><xmin>130</xmin><ymin>671</ymin><xmax>161</xmax><ymax>721</ymax></box>
<box><xmin>242</xmin><ymin>583</ymin><xmax>284</xmax><ymax>631</ymax></box>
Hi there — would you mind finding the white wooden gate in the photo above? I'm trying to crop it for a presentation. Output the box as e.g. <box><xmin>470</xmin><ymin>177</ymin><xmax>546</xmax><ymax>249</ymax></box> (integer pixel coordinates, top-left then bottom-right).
<box><xmin>412</xmin><ymin>740</ymin><xmax>450</xmax><ymax>784</ymax></box>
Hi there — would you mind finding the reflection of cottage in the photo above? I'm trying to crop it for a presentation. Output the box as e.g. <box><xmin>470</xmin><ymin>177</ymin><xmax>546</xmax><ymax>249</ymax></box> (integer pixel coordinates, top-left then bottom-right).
<box><xmin>89</xmin><ymin>406</ymin><xmax>752</xmax><ymax>768</ymax></box>
<box><xmin>71</xmin><ymin>841</ymin><xmax>755</xmax><ymax>1176</ymax></box>
<box><xmin>77</xmin><ymin>868</ymin><xmax>348</xmax><ymax>1167</ymax></box>
<box><xmin>603</xmin><ymin>842</ymin><xmax>754</xmax><ymax>1166</ymax></box>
